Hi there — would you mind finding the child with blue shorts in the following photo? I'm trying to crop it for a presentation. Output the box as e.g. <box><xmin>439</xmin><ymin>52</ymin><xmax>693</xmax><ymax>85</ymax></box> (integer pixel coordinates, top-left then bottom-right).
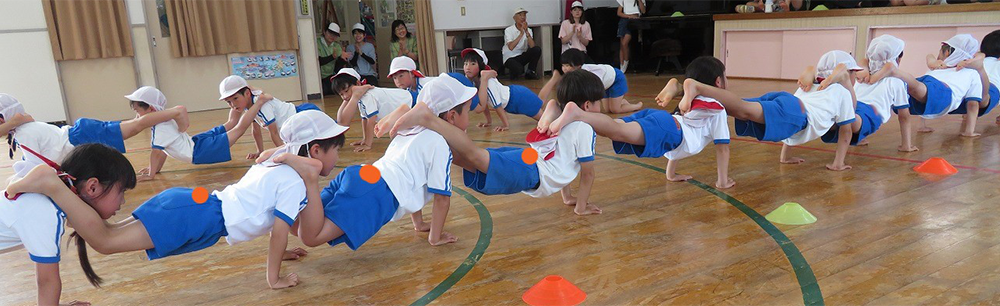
<box><xmin>547</xmin><ymin>49</ymin><xmax>642</xmax><ymax>114</ymax></box>
<box><xmin>975</xmin><ymin>30</ymin><xmax>1000</xmax><ymax>125</ymax></box>
<box><xmin>9</xmin><ymin>111</ymin><xmax>351</xmax><ymax>290</ymax></box>
<box><xmin>851</xmin><ymin>35</ymin><xmax>919</xmax><ymax>151</ymax></box>
<box><xmin>331</xmin><ymin>68</ymin><xmax>425</xmax><ymax>152</ymax></box>
<box><xmin>461</xmin><ymin>48</ymin><xmax>544</xmax><ymax>132</ymax></box>
<box><xmin>218</xmin><ymin>75</ymin><xmax>320</xmax><ymax>156</ymax></box>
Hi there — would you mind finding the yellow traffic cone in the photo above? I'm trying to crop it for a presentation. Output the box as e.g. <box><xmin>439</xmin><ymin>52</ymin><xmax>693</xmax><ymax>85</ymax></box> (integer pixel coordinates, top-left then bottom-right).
<box><xmin>765</xmin><ymin>202</ymin><xmax>817</xmax><ymax>225</ymax></box>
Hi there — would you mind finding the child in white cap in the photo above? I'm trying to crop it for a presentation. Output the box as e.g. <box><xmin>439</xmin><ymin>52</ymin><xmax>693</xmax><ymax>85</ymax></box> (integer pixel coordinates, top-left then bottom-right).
<box><xmin>127</xmin><ymin>86</ymin><xmax>267</xmax><ymax>181</ymax></box>
<box><xmin>345</xmin><ymin>23</ymin><xmax>378</xmax><ymax>85</ymax></box>
<box><xmin>330</xmin><ymin>68</ymin><xmax>418</xmax><ymax>152</ymax></box>
<box><xmin>218</xmin><ymin>75</ymin><xmax>321</xmax><ymax>157</ymax></box>
<box><xmin>870</xmin><ymin>34</ymin><xmax>992</xmax><ymax>137</ymax></box>
<box><xmin>274</xmin><ymin>74</ymin><xmax>463</xmax><ymax>248</ymax></box>
<box><xmin>388</xmin><ymin>73</ymin><xmax>602</xmax><ymax>215</ymax></box>
<box><xmin>7</xmin><ymin>110</ymin><xmax>350</xmax><ymax>290</ymax></box>
<box><xmin>461</xmin><ymin>48</ymin><xmax>544</xmax><ymax>132</ymax></box>
<box><xmin>853</xmin><ymin>35</ymin><xmax>919</xmax><ymax>152</ymax></box>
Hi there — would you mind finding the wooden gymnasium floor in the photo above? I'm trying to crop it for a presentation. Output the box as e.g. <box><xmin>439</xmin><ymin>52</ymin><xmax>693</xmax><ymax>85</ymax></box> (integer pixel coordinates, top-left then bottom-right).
<box><xmin>2</xmin><ymin>74</ymin><xmax>1000</xmax><ymax>305</ymax></box>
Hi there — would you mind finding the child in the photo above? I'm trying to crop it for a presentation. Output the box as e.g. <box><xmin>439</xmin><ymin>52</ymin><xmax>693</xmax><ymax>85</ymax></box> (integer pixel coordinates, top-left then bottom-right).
<box><xmin>462</xmin><ymin>48</ymin><xmax>544</xmax><ymax>131</ymax></box>
<box><xmin>549</xmin><ymin>48</ymin><xmax>642</xmax><ymax>114</ymax></box>
<box><xmin>851</xmin><ymin>35</ymin><xmax>919</xmax><ymax>152</ymax></box>
<box><xmin>544</xmin><ymin>57</ymin><xmax>735</xmax><ymax>188</ymax></box>
<box><xmin>0</xmin><ymin>93</ymin><xmax>188</xmax><ymax>178</ymax></box>
<box><xmin>277</xmin><ymin>74</ymin><xmax>465</xmax><ymax>249</ymax></box>
<box><xmin>978</xmin><ymin>30</ymin><xmax>1000</xmax><ymax>125</ymax></box>
<box><xmin>218</xmin><ymin>75</ymin><xmax>319</xmax><ymax>155</ymax></box>
<box><xmin>128</xmin><ymin>86</ymin><xmax>266</xmax><ymax>181</ymax></box>
<box><xmin>331</xmin><ymin>68</ymin><xmax>418</xmax><ymax>152</ymax></box>
<box><xmin>346</xmin><ymin>23</ymin><xmax>378</xmax><ymax>85</ymax></box>
<box><xmin>807</xmin><ymin>51</ymin><xmax>890</xmax><ymax>150</ymax></box>
<box><xmin>676</xmin><ymin>52</ymin><xmax>859</xmax><ymax>171</ymax></box>
<box><xmin>870</xmin><ymin>34</ymin><xmax>991</xmax><ymax>137</ymax></box>
<box><xmin>0</xmin><ymin>144</ymin><xmax>136</xmax><ymax>306</ymax></box>
<box><xmin>388</xmin><ymin>55</ymin><xmax>481</xmax><ymax>104</ymax></box>
<box><xmin>389</xmin><ymin>72</ymin><xmax>602</xmax><ymax>215</ymax></box>
<box><xmin>7</xmin><ymin>111</ymin><xmax>351</xmax><ymax>290</ymax></box>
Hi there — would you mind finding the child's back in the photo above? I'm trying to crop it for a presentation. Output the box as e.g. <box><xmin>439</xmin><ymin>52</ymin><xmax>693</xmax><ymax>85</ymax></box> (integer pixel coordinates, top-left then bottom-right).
<box><xmin>855</xmin><ymin>77</ymin><xmax>908</xmax><ymax>124</ymax></box>
<box><xmin>787</xmin><ymin>83</ymin><xmax>855</xmax><ymax>146</ymax></box>
<box><xmin>664</xmin><ymin>96</ymin><xmax>730</xmax><ymax>161</ymax></box>
<box><xmin>254</xmin><ymin>94</ymin><xmax>297</xmax><ymax>128</ymax></box>
<box><xmin>372</xmin><ymin>129</ymin><xmax>453</xmax><ymax>221</ymax></box>
<box><xmin>359</xmin><ymin>88</ymin><xmax>418</xmax><ymax>119</ymax></box>
<box><xmin>11</xmin><ymin>122</ymin><xmax>74</xmax><ymax>179</ymax></box>
<box><xmin>525</xmin><ymin>120</ymin><xmax>595</xmax><ymax>197</ymax></box>
<box><xmin>581</xmin><ymin>64</ymin><xmax>616</xmax><ymax>89</ymax></box>
<box><xmin>920</xmin><ymin>68</ymin><xmax>983</xmax><ymax>118</ymax></box>
<box><xmin>215</xmin><ymin>163</ymin><xmax>307</xmax><ymax>244</ymax></box>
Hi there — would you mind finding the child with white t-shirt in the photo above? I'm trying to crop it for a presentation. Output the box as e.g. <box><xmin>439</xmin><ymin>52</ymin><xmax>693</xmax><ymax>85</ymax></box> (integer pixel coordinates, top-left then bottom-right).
<box><xmin>852</xmin><ymin>35</ymin><xmax>919</xmax><ymax>151</ymax></box>
<box><xmin>218</xmin><ymin>75</ymin><xmax>322</xmax><ymax>156</ymax></box>
<box><xmin>8</xmin><ymin>111</ymin><xmax>351</xmax><ymax>290</ymax></box>
<box><xmin>546</xmin><ymin>49</ymin><xmax>643</xmax><ymax>114</ymax></box>
<box><xmin>977</xmin><ymin>30</ymin><xmax>1000</xmax><ymax>125</ymax></box>
<box><xmin>331</xmin><ymin>68</ymin><xmax>419</xmax><ymax>152</ymax></box>
<box><xmin>461</xmin><ymin>48</ymin><xmax>544</xmax><ymax>132</ymax></box>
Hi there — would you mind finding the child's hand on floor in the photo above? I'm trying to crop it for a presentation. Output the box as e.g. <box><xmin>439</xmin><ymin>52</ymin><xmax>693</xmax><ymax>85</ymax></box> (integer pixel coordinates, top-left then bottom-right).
<box><xmin>429</xmin><ymin>231</ymin><xmax>458</xmax><ymax>246</ymax></box>
<box><xmin>282</xmin><ymin>248</ymin><xmax>308</xmax><ymax>260</ymax></box>
<box><xmin>574</xmin><ymin>203</ymin><xmax>602</xmax><ymax>216</ymax></box>
<box><xmin>269</xmin><ymin>273</ymin><xmax>299</xmax><ymax>289</ymax></box>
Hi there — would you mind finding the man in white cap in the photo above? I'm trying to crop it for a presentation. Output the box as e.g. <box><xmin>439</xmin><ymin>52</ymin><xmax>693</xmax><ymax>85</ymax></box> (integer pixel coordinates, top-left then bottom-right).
<box><xmin>503</xmin><ymin>7</ymin><xmax>542</xmax><ymax>80</ymax></box>
<box><xmin>872</xmin><ymin>33</ymin><xmax>991</xmax><ymax>137</ymax></box>
<box><xmin>218</xmin><ymin>75</ymin><xmax>321</xmax><ymax>157</ymax></box>
<box><xmin>132</xmin><ymin>85</ymin><xmax>267</xmax><ymax>181</ymax></box>
<box><xmin>279</xmin><ymin>74</ymin><xmax>463</xmax><ymax>248</ymax></box>
<box><xmin>318</xmin><ymin>22</ymin><xmax>351</xmax><ymax>95</ymax></box>
<box><xmin>346</xmin><ymin>23</ymin><xmax>378</xmax><ymax>85</ymax></box>
<box><xmin>329</xmin><ymin>68</ymin><xmax>417</xmax><ymax>152</ymax></box>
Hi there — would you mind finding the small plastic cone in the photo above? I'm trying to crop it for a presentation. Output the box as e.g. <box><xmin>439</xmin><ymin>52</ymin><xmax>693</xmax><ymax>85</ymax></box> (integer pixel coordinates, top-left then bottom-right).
<box><xmin>765</xmin><ymin>202</ymin><xmax>817</xmax><ymax>225</ymax></box>
<box><xmin>913</xmin><ymin>157</ymin><xmax>958</xmax><ymax>176</ymax></box>
<box><xmin>522</xmin><ymin>275</ymin><xmax>586</xmax><ymax>306</ymax></box>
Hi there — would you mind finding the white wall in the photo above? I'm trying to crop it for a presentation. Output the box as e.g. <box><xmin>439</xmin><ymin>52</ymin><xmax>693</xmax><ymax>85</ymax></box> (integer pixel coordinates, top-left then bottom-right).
<box><xmin>0</xmin><ymin>0</ymin><xmax>67</xmax><ymax>122</ymax></box>
<box><xmin>431</xmin><ymin>0</ymin><xmax>562</xmax><ymax>31</ymax></box>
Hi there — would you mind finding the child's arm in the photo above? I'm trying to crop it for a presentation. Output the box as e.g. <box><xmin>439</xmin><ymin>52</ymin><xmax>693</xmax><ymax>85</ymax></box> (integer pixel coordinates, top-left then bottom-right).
<box><xmin>665</xmin><ymin>159</ymin><xmax>691</xmax><ymax>182</ymax></box>
<box><xmin>476</xmin><ymin>72</ymin><xmax>494</xmax><ymax>127</ymax></box>
<box><xmin>265</xmin><ymin>218</ymin><xmax>298</xmax><ymax>289</ymax></box>
<box><xmin>137</xmin><ymin>149</ymin><xmax>168</xmax><ymax>182</ymax></box>
<box><xmin>250</xmin><ymin>124</ymin><xmax>264</xmax><ymax>159</ymax></box>
<box><xmin>559</xmin><ymin>187</ymin><xmax>577</xmax><ymax>206</ymax></box>
<box><xmin>493</xmin><ymin>107</ymin><xmax>510</xmax><ymax>132</ymax></box>
<box><xmin>0</xmin><ymin>113</ymin><xmax>33</xmax><ymax>135</ymax></box>
<box><xmin>896</xmin><ymin>108</ymin><xmax>918</xmax><ymax>152</ymax></box>
<box><xmin>827</xmin><ymin>124</ymin><xmax>853</xmax><ymax>171</ymax></box>
<box><xmin>356</xmin><ymin>117</ymin><xmax>376</xmax><ymax>152</ymax></box>
<box><xmin>266</xmin><ymin>124</ymin><xmax>284</xmax><ymax>147</ymax></box>
<box><xmin>538</xmin><ymin>70</ymin><xmax>562</xmax><ymax>101</ymax></box>
<box><xmin>36</xmin><ymin>262</ymin><xmax>64</xmax><ymax>306</ymax></box>
<box><xmin>410</xmin><ymin>211</ymin><xmax>430</xmax><ymax>232</ymax></box>
<box><xmin>779</xmin><ymin>143</ymin><xmax>805</xmax><ymax>164</ymax></box>
<box><xmin>351</xmin><ymin>118</ymin><xmax>371</xmax><ymax>149</ymax></box>
<box><xmin>335</xmin><ymin>85</ymin><xmax>373</xmax><ymax>126</ymax></box>
<box><xmin>428</xmin><ymin>194</ymin><xmax>458</xmax><ymax>246</ymax></box>
<box><xmin>715</xmin><ymin>144</ymin><xmax>735</xmax><ymax>188</ymax></box>
<box><xmin>573</xmin><ymin>161</ymin><xmax>601</xmax><ymax>215</ymax></box>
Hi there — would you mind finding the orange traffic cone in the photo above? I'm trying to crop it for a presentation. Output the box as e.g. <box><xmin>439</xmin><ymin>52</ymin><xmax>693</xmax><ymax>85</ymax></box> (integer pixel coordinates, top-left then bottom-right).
<box><xmin>522</xmin><ymin>275</ymin><xmax>586</xmax><ymax>306</ymax></box>
<box><xmin>913</xmin><ymin>157</ymin><xmax>958</xmax><ymax>176</ymax></box>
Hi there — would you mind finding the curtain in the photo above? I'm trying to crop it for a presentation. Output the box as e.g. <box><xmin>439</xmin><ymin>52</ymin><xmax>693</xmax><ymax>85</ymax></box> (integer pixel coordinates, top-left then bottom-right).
<box><xmin>165</xmin><ymin>0</ymin><xmax>299</xmax><ymax>58</ymax></box>
<box><xmin>414</xmin><ymin>0</ymin><xmax>439</xmax><ymax>75</ymax></box>
<box><xmin>42</xmin><ymin>0</ymin><xmax>134</xmax><ymax>61</ymax></box>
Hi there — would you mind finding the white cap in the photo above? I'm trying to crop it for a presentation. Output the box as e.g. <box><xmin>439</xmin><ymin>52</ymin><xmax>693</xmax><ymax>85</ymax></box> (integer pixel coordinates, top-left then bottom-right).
<box><xmin>461</xmin><ymin>48</ymin><xmax>492</xmax><ymax>70</ymax></box>
<box><xmin>514</xmin><ymin>7</ymin><xmax>528</xmax><ymax>15</ymax></box>
<box><xmin>816</xmin><ymin>50</ymin><xmax>862</xmax><ymax>79</ymax></box>
<box><xmin>388</xmin><ymin>56</ymin><xmax>419</xmax><ymax>77</ymax></box>
<box><xmin>264</xmin><ymin>110</ymin><xmax>349</xmax><ymax>164</ymax></box>
<box><xmin>942</xmin><ymin>34</ymin><xmax>979</xmax><ymax>68</ymax></box>
<box><xmin>867</xmin><ymin>35</ymin><xmax>905</xmax><ymax>73</ymax></box>
<box><xmin>352</xmin><ymin>23</ymin><xmax>365</xmax><ymax>33</ymax></box>
<box><xmin>333</xmin><ymin>68</ymin><xmax>361</xmax><ymax>81</ymax></box>
<box><xmin>219</xmin><ymin>75</ymin><xmax>260</xmax><ymax>100</ymax></box>
<box><xmin>124</xmin><ymin>86</ymin><xmax>167</xmax><ymax>111</ymax></box>
<box><xmin>0</xmin><ymin>94</ymin><xmax>25</xmax><ymax>120</ymax></box>
<box><xmin>571</xmin><ymin>1</ymin><xmax>584</xmax><ymax>8</ymax></box>
<box><xmin>418</xmin><ymin>73</ymin><xmax>478</xmax><ymax>115</ymax></box>
<box><xmin>327</xmin><ymin>23</ymin><xmax>341</xmax><ymax>35</ymax></box>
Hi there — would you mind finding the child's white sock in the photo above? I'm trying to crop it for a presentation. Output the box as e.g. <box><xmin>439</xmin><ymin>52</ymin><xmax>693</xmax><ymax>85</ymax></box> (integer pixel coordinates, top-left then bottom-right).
<box><xmin>622</xmin><ymin>60</ymin><xmax>630</xmax><ymax>73</ymax></box>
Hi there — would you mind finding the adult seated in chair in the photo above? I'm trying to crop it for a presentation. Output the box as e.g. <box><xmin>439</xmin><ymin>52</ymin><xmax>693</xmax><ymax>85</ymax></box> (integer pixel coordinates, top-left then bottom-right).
<box><xmin>503</xmin><ymin>7</ymin><xmax>542</xmax><ymax>80</ymax></box>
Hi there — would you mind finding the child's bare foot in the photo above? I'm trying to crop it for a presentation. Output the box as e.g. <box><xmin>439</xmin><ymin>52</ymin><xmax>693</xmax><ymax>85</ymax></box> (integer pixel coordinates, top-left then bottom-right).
<box><xmin>960</xmin><ymin>132</ymin><xmax>982</xmax><ymax>137</ymax></box>
<box><xmin>825</xmin><ymin>163</ymin><xmax>852</xmax><ymax>171</ymax></box>
<box><xmin>856</xmin><ymin>139</ymin><xmax>870</xmax><ymax>146</ymax></box>
<box><xmin>536</xmin><ymin>99</ymin><xmax>561</xmax><ymax>134</ymax></box>
<box><xmin>548</xmin><ymin>102</ymin><xmax>584</xmax><ymax>135</ymax></box>
<box><xmin>956</xmin><ymin>55</ymin><xmax>985</xmax><ymax>71</ymax></box>
<box><xmin>390</xmin><ymin>102</ymin><xmax>434</xmax><ymax>135</ymax></box>
<box><xmin>666</xmin><ymin>173</ymin><xmax>692</xmax><ymax>182</ymax></box>
<box><xmin>798</xmin><ymin>68</ymin><xmax>817</xmax><ymax>92</ymax></box>
<box><xmin>870</xmin><ymin>63</ymin><xmax>895</xmax><ymax>84</ymax></box>
<box><xmin>678</xmin><ymin>78</ymin><xmax>701</xmax><ymax>114</ymax></box>
<box><xmin>429</xmin><ymin>231</ymin><xmax>458</xmax><ymax>246</ymax></box>
<box><xmin>780</xmin><ymin>157</ymin><xmax>806</xmax><ymax>164</ymax></box>
<box><xmin>716</xmin><ymin>177</ymin><xmax>736</xmax><ymax>189</ymax></box>
<box><xmin>818</xmin><ymin>64</ymin><xmax>848</xmax><ymax>90</ymax></box>
<box><xmin>656</xmin><ymin>78</ymin><xmax>681</xmax><ymax>108</ymax></box>
<box><xmin>574</xmin><ymin>203</ymin><xmax>602</xmax><ymax>216</ymax></box>
<box><xmin>897</xmin><ymin>145</ymin><xmax>919</xmax><ymax>152</ymax></box>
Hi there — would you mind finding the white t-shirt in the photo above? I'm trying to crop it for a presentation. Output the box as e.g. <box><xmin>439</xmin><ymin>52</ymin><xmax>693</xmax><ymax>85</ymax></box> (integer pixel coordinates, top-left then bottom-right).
<box><xmin>617</xmin><ymin>0</ymin><xmax>643</xmax><ymax>15</ymax></box>
<box><xmin>10</xmin><ymin>122</ymin><xmax>73</xmax><ymax>180</ymax></box>
<box><xmin>503</xmin><ymin>25</ymin><xmax>534</xmax><ymax>63</ymax></box>
<box><xmin>581</xmin><ymin>64</ymin><xmax>616</xmax><ymax>89</ymax></box>
<box><xmin>854</xmin><ymin>77</ymin><xmax>909</xmax><ymax>124</ymax></box>
<box><xmin>983</xmin><ymin>57</ymin><xmax>999</xmax><ymax>88</ymax></box>
<box><xmin>664</xmin><ymin>108</ymin><xmax>730</xmax><ymax>161</ymax></box>
<box><xmin>214</xmin><ymin>164</ymin><xmax>307</xmax><ymax>245</ymax></box>
<box><xmin>524</xmin><ymin>121</ymin><xmax>595</xmax><ymax>198</ymax></box>
<box><xmin>0</xmin><ymin>193</ymin><xmax>66</xmax><ymax>263</ymax></box>
<box><xmin>151</xmin><ymin>120</ymin><xmax>195</xmax><ymax>163</ymax></box>
<box><xmin>414</xmin><ymin>76</ymin><xmax>436</xmax><ymax>92</ymax></box>
<box><xmin>485</xmin><ymin>78</ymin><xmax>511</xmax><ymax>110</ymax></box>
<box><xmin>253</xmin><ymin>95</ymin><xmax>297</xmax><ymax>129</ymax></box>
<box><xmin>922</xmin><ymin>68</ymin><xmax>984</xmax><ymax>118</ymax></box>
<box><xmin>785</xmin><ymin>84</ymin><xmax>856</xmax><ymax>146</ymax></box>
<box><xmin>373</xmin><ymin>130</ymin><xmax>453</xmax><ymax>221</ymax></box>
<box><xmin>358</xmin><ymin>88</ymin><xmax>414</xmax><ymax>120</ymax></box>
